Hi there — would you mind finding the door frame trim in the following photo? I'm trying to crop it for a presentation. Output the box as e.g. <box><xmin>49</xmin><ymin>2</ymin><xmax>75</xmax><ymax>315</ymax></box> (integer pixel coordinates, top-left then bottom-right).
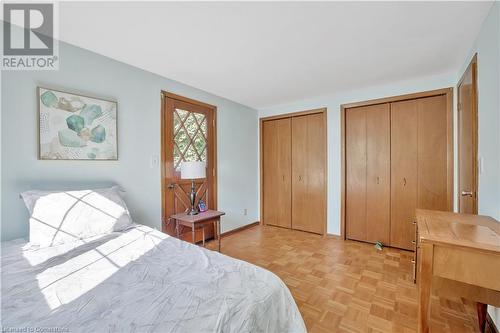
<box><xmin>340</xmin><ymin>87</ymin><xmax>454</xmax><ymax>240</ymax></box>
<box><xmin>259</xmin><ymin>108</ymin><xmax>328</xmax><ymax>236</ymax></box>
<box><xmin>160</xmin><ymin>91</ymin><xmax>218</xmax><ymax>231</ymax></box>
<box><xmin>457</xmin><ymin>54</ymin><xmax>478</xmax><ymax>214</ymax></box>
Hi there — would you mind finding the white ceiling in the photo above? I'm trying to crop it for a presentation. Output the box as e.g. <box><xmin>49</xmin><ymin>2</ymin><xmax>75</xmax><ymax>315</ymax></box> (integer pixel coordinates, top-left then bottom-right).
<box><xmin>59</xmin><ymin>1</ymin><xmax>493</xmax><ymax>109</ymax></box>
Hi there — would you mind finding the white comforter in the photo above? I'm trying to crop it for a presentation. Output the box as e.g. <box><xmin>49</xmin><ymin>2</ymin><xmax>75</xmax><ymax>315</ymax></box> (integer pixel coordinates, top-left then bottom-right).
<box><xmin>1</xmin><ymin>224</ymin><xmax>306</xmax><ymax>333</ymax></box>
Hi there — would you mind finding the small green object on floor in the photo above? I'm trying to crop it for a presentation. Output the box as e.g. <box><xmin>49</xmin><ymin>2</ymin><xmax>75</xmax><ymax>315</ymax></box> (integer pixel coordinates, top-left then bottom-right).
<box><xmin>374</xmin><ymin>241</ymin><xmax>383</xmax><ymax>251</ymax></box>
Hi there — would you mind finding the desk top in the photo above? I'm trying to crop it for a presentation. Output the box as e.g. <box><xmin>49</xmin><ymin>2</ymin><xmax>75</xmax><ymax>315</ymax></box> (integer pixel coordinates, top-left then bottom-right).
<box><xmin>416</xmin><ymin>209</ymin><xmax>500</xmax><ymax>253</ymax></box>
<box><xmin>171</xmin><ymin>210</ymin><xmax>225</xmax><ymax>224</ymax></box>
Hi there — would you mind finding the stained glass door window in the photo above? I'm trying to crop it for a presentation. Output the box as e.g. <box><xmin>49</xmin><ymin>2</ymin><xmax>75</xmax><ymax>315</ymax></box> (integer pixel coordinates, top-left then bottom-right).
<box><xmin>173</xmin><ymin>108</ymin><xmax>208</xmax><ymax>171</ymax></box>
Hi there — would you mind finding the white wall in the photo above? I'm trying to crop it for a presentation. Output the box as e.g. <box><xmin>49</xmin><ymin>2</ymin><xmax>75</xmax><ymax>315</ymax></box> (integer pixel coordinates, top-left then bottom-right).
<box><xmin>259</xmin><ymin>72</ymin><xmax>455</xmax><ymax>235</ymax></box>
<box><xmin>455</xmin><ymin>1</ymin><xmax>500</xmax><ymax>327</ymax></box>
<box><xmin>1</xmin><ymin>41</ymin><xmax>259</xmax><ymax>241</ymax></box>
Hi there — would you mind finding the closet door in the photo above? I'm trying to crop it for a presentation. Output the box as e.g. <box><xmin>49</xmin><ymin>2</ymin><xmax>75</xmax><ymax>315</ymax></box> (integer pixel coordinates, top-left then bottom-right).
<box><xmin>262</xmin><ymin>118</ymin><xmax>292</xmax><ymax>228</ymax></box>
<box><xmin>345</xmin><ymin>107</ymin><xmax>367</xmax><ymax>241</ymax></box>
<box><xmin>366</xmin><ymin>104</ymin><xmax>391</xmax><ymax>244</ymax></box>
<box><xmin>417</xmin><ymin>95</ymin><xmax>449</xmax><ymax>211</ymax></box>
<box><xmin>390</xmin><ymin>100</ymin><xmax>418</xmax><ymax>250</ymax></box>
<box><xmin>291</xmin><ymin>113</ymin><xmax>326</xmax><ymax>234</ymax></box>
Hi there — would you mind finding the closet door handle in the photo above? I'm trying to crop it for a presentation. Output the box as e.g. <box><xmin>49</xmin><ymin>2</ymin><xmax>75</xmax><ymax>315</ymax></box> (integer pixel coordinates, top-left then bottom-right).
<box><xmin>299</xmin><ymin>175</ymin><xmax>302</xmax><ymax>181</ymax></box>
<box><xmin>376</xmin><ymin>176</ymin><xmax>380</xmax><ymax>184</ymax></box>
<box><xmin>403</xmin><ymin>177</ymin><xmax>407</xmax><ymax>186</ymax></box>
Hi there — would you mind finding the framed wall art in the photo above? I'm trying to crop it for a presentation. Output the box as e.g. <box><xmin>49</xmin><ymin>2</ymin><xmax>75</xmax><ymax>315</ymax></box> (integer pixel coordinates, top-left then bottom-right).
<box><xmin>38</xmin><ymin>87</ymin><xmax>118</xmax><ymax>160</ymax></box>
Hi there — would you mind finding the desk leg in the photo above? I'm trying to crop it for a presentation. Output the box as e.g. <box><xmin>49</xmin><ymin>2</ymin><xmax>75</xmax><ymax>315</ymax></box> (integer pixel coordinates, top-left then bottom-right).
<box><xmin>218</xmin><ymin>218</ymin><xmax>221</xmax><ymax>252</ymax></box>
<box><xmin>418</xmin><ymin>243</ymin><xmax>434</xmax><ymax>333</ymax></box>
<box><xmin>202</xmin><ymin>227</ymin><xmax>205</xmax><ymax>247</ymax></box>
<box><xmin>192</xmin><ymin>225</ymin><xmax>195</xmax><ymax>244</ymax></box>
<box><xmin>477</xmin><ymin>302</ymin><xmax>487</xmax><ymax>332</ymax></box>
<box><xmin>212</xmin><ymin>220</ymin><xmax>217</xmax><ymax>250</ymax></box>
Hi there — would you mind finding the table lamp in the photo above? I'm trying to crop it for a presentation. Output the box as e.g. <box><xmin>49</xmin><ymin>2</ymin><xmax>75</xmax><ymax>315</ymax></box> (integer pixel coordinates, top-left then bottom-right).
<box><xmin>180</xmin><ymin>161</ymin><xmax>206</xmax><ymax>215</ymax></box>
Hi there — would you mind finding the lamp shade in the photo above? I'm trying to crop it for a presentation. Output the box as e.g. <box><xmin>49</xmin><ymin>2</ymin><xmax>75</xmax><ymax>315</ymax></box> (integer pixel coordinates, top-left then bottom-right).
<box><xmin>180</xmin><ymin>161</ymin><xmax>206</xmax><ymax>179</ymax></box>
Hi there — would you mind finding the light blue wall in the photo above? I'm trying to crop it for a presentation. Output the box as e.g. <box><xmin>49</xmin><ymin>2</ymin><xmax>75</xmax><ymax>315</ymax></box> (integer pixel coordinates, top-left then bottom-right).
<box><xmin>259</xmin><ymin>72</ymin><xmax>456</xmax><ymax>236</ymax></box>
<box><xmin>1</xmin><ymin>41</ymin><xmax>259</xmax><ymax>241</ymax></box>
<box><xmin>456</xmin><ymin>1</ymin><xmax>500</xmax><ymax>327</ymax></box>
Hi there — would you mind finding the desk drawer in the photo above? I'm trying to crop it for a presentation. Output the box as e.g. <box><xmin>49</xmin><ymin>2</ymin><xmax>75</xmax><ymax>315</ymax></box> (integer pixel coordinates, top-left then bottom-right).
<box><xmin>433</xmin><ymin>247</ymin><xmax>500</xmax><ymax>290</ymax></box>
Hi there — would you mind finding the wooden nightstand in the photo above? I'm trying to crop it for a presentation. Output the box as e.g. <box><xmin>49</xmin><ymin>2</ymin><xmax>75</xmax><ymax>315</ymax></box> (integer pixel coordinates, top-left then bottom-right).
<box><xmin>170</xmin><ymin>210</ymin><xmax>225</xmax><ymax>252</ymax></box>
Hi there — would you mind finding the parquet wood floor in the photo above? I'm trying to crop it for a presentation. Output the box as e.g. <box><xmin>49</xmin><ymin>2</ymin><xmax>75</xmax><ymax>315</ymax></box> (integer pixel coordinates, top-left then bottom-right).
<box><xmin>207</xmin><ymin>225</ymin><xmax>480</xmax><ymax>333</ymax></box>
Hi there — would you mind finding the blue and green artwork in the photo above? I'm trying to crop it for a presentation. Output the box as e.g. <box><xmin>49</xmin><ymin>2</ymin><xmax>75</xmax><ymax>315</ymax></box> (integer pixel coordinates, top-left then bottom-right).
<box><xmin>38</xmin><ymin>87</ymin><xmax>117</xmax><ymax>160</ymax></box>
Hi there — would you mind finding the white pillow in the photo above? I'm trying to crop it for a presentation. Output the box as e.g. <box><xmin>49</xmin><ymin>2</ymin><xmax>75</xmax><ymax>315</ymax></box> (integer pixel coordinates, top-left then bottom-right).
<box><xmin>21</xmin><ymin>186</ymin><xmax>133</xmax><ymax>248</ymax></box>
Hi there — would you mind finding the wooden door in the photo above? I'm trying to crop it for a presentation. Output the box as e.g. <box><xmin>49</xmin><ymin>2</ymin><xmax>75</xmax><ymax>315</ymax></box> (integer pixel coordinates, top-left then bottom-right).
<box><xmin>161</xmin><ymin>93</ymin><xmax>216</xmax><ymax>242</ymax></box>
<box><xmin>345</xmin><ymin>107</ymin><xmax>367</xmax><ymax>241</ymax></box>
<box><xmin>262</xmin><ymin>118</ymin><xmax>292</xmax><ymax>228</ymax></box>
<box><xmin>291</xmin><ymin>113</ymin><xmax>326</xmax><ymax>234</ymax></box>
<box><xmin>366</xmin><ymin>104</ymin><xmax>391</xmax><ymax>244</ymax></box>
<box><xmin>391</xmin><ymin>100</ymin><xmax>418</xmax><ymax>250</ymax></box>
<box><xmin>417</xmin><ymin>95</ymin><xmax>449</xmax><ymax>211</ymax></box>
<box><xmin>342</xmin><ymin>89</ymin><xmax>452</xmax><ymax>249</ymax></box>
<box><xmin>345</xmin><ymin>104</ymin><xmax>390</xmax><ymax>243</ymax></box>
<box><xmin>458</xmin><ymin>56</ymin><xmax>478</xmax><ymax>214</ymax></box>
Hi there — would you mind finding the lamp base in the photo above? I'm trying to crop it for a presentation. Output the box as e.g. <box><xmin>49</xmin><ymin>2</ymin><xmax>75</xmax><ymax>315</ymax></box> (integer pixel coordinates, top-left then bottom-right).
<box><xmin>188</xmin><ymin>179</ymin><xmax>198</xmax><ymax>215</ymax></box>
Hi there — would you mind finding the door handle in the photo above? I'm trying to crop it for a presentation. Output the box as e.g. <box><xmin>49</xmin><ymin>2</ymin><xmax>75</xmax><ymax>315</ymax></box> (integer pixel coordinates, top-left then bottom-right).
<box><xmin>167</xmin><ymin>183</ymin><xmax>176</xmax><ymax>189</ymax></box>
<box><xmin>376</xmin><ymin>176</ymin><xmax>379</xmax><ymax>184</ymax></box>
<box><xmin>403</xmin><ymin>177</ymin><xmax>407</xmax><ymax>186</ymax></box>
<box><xmin>461</xmin><ymin>191</ymin><xmax>473</xmax><ymax>197</ymax></box>
<box><xmin>299</xmin><ymin>175</ymin><xmax>302</xmax><ymax>181</ymax></box>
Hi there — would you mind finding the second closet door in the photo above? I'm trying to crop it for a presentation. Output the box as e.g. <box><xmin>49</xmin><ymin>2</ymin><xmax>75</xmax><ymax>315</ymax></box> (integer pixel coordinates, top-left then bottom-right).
<box><xmin>345</xmin><ymin>104</ymin><xmax>390</xmax><ymax>243</ymax></box>
<box><xmin>390</xmin><ymin>100</ymin><xmax>418</xmax><ymax>250</ymax></box>
<box><xmin>366</xmin><ymin>104</ymin><xmax>391</xmax><ymax>244</ymax></box>
<box><xmin>417</xmin><ymin>95</ymin><xmax>449</xmax><ymax>211</ymax></box>
<box><xmin>291</xmin><ymin>113</ymin><xmax>326</xmax><ymax>234</ymax></box>
<box><xmin>390</xmin><ymin>95</ymin><xmax>449</xmax><ymax>250</ymax></box>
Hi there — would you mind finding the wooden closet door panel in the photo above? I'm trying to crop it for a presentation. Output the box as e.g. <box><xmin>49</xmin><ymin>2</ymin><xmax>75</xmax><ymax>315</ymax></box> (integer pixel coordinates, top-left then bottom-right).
<box><xmin>417</xmin><ymin>95</ymin><xmax>449</xmax><ymax>211</ymax></box>
<box><xmin>306</xmin><ymin>113</ymin><xmax>327</xmax><ymax>234</ymax></box>
<box><xmin>263</xmin><ymin>119</ymin><xmax>292</xmax><ymax>228</ymax></box>
<box><xmin>345</xmin><ymin>107</ymin><xmax>367</xmax><ymax>241</ymax></box>
<box><xmin>366</xmin><ymin>104</ymin><xmax>391</xmax><ymax>244</ymax></box>
<box><xmin>391</xmin><ymin>100</ymin><xmax>418</xmax><ymax>250</ymax></box>
<box><xmin>291</xmin><ymin>113</ymin><xmax>326</xmax><ymax>234</ymax></box>
<box><xmin>291</xmin><ymin>116</ymin><xmax>308</xmax><ymax>231</ymax></box>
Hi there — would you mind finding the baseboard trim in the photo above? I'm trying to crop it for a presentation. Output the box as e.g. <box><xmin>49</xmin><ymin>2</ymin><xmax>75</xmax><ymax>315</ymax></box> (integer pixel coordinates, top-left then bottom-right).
<box><xmin>221</xmin><ymin>221</ymin><xmax>260</xmax><ymax>238</ymax></box>
<box><xmin>486</xmin><ymin>313</ymin><xmax>499</xmax><ymax>333</ymax></box>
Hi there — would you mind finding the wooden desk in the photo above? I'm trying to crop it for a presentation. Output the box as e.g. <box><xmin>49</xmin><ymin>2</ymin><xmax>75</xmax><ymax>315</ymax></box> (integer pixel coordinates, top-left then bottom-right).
<box><xmin>416</xmin><ymin>209</ymin><xmax>500</xmax><ymax>333</ymax></box>
<box><xmin>171</xmin><ymin>210</ymin><xmax>225</xmax><ymax>252</ymax></box>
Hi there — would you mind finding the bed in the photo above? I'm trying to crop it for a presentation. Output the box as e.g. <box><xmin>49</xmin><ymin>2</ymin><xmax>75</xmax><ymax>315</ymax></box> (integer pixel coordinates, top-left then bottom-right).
<box><xmin>1</xmin><ymin>223</ymin><xmax>306</xmax><ymax>332</ymax></box>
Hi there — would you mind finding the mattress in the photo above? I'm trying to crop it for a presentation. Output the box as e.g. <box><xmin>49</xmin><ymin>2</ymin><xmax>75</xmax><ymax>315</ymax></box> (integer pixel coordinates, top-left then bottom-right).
<box><xmin>1</xmin><ymin>224</ymin><xmax>306</xmax><ymax>333</ymax></box>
